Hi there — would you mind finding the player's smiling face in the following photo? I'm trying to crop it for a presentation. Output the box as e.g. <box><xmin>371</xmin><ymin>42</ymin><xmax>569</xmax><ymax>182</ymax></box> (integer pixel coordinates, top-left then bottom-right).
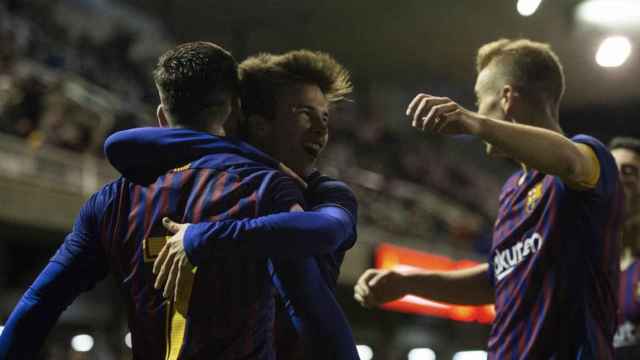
<box><xmin>270</xmin><ymin>83</ymin><xmax>329</xmax><ymax>177</ymax></box>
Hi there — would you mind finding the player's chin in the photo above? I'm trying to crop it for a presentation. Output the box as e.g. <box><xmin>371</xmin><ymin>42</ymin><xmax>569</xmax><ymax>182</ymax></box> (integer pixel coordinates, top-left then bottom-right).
<box><xmin>302</xmin><ymin>146</ymin><xmax>322</xmax><ymax>161</ymax></box>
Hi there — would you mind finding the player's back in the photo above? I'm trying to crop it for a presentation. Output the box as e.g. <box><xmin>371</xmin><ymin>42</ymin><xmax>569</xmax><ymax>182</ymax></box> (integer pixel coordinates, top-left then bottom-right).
<box><xmin>97</xmin><ymin>151</ymin><xmax>301</xmax><ymax>360</ymax></box>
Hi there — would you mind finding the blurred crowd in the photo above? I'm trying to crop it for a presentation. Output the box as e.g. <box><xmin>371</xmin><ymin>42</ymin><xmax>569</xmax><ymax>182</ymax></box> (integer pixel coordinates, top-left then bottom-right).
<box><xmin>0</xmin><ymin>0</ymin><xmax>503</xmax><ymax>239</ymax></box>
<box><xmin>0</xmin><ymin>0</ymin><xmax>152</xmax><ymax>156</ymax></box>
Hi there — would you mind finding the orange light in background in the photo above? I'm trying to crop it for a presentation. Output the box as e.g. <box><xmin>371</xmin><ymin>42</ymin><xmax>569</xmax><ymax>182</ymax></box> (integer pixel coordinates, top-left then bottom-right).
<box><xmin>375</xmin><ymin>243</ymin><xmax>495</xmax><ymax>324</ymax></box>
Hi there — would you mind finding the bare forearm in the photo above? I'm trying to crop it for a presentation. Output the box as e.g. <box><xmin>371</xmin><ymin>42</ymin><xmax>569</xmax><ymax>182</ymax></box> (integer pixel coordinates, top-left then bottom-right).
<box><xmin>401</xmin><ymin>264</ymin><xmax>494</xmax><ymax>305</ymax></box>
<box><xmin>476</xmin><ymin>117</ymin><xmax>584</xmax><ymax>180</ymax></box>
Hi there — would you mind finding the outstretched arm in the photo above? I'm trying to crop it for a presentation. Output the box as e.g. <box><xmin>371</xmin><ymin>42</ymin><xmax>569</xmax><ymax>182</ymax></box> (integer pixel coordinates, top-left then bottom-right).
<box><xmin>104</xmin><ymin>127</ymin><xmax>284</xmax><ymax>184</ymax></box>
<box><xmin>153</xmin><ymin>204</ymin><xmax>355</xmax><ymax>301</ymax></box>
<box><xmin>354</xmin><ymin>263</ymin><xmax>494</xmax><ymax>308</ymax></box>
<box><xmin>182</xmin><ymin>204</ymin><xmax>354</xmax><ymax>263</ymax></box>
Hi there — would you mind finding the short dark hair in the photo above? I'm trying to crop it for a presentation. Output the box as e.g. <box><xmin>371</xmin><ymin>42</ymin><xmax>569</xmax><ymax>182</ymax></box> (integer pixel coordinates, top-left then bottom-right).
<box><xmin>239</xmin><ymin>50</ymin><xmax>352</xmax><ymax>121</ymax></box>
<box><xmin>610</xmin><ymin>137</ymin><xmax>640</xmax><ymax>155</ymax></box>
<box><xmin>153</xmin><ymin>41</ymin><xmax>239</xmax><ymax>127</ymax></box>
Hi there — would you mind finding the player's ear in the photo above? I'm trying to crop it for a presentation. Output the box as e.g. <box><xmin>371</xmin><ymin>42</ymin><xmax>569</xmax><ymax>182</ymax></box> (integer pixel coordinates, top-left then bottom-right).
<box><xmin>157</xmin><ymin>105</ymin><xmax>170</xmax><ymax>128</ymax></box>
<box><xmin>500</xmin><ymin>85</ymin><xmax>519</xmax><ymax>119</ymax></box>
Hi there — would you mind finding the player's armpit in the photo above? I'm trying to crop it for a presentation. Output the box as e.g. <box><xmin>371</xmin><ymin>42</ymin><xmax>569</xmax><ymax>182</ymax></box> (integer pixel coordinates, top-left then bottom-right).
<box><xmin>566</xmin><ymin>143</ymin><xmax>601</xmax><ymax>190</ymax></box>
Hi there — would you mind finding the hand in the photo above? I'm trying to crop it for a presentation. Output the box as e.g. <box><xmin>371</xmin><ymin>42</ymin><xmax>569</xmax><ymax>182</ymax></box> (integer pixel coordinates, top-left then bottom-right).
<box><xmin>153</xmin><ymin>217</ymin><xmax>195</xmax><ymax>302</ymax></box>
<box><xmin>406</xmin><ymin>93</ymin><xmax>482</xmax><ymax>136</ymax></box>
<box><xmin>353</xmin><ymin>269</ymin><xmax>407</xmax><ymax>308</ymax></box>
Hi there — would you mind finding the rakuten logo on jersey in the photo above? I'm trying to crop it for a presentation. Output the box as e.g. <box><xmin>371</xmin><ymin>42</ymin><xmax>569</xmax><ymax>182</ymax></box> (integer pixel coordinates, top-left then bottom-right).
<box><xmin>493</xmin><ymin>232</ymin><xmax>543</xmax><ymax>282</ymax></box>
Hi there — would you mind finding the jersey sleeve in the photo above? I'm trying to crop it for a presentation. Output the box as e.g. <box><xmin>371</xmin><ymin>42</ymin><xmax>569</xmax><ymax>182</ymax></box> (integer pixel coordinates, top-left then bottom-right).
<box><xmin>182</xmin><ymin>173</ymin><xmax>357</xmax><ymax>265</ymax></box>
<box><xmin>306</xmin><ymin>179</ymin><xmax>358</xmax><ymax>251</ymax></box>
<box><xmin>182</xmin><ymin>207</ymin><xmax>355</xmax><ymax>265</ymax></box>
<box><xmin>569</xmin><ymin>134</ymin><xmax>619</xmax><ymax>199</ymax></box>
<box><xmin>104</xmin><ymin>127</ymin><xmax>221</xmax><ymax>185</ymax></box>
<box><xmin>104</xmin><ymin>127</ymin><xmax>282</xmax><ymax>185</ymax></box>
<box><xmin>261</xmin><ymin>172</ymin><xmax>306</xmax><ymax>214</ymax></box>
<box><xmin>0</xmin><ymin>192</ymin><xmax>110</xmax><ymax>359</ymax></box>
<box><xmin>269</xmin><ymin>258</ymin><xmax>359</xmax><ymax>360</ymax></box>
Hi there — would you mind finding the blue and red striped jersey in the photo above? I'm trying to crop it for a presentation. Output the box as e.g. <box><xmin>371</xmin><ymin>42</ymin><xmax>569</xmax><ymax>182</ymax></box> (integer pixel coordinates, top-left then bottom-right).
<box><xmin>105</xmin><ymin>127</ymin><xmax>360</xmax><ymax>359</ymax></box>
<box><xmin>0</xmin><ymin>137</ymin><xmax>304</xmax><ymax>360</ymax></box>
<box><xmin>102</xmin><ymin>127</ymin><xmax>360</xmax><ymax>359</ymax></box>
<box><xmin>487</xmin><ymin>135</ymin><xmax>624</xmax><ymax>359</ymax></box>
<box><xmin>104</xmin><ymin>155</ymin><xmax>302</xmax><ymax>359</ymax></box>
<box><xmin>614</xmin><ymin>259</ymin><xmax>640</xmax><ymax>357</ymax></box>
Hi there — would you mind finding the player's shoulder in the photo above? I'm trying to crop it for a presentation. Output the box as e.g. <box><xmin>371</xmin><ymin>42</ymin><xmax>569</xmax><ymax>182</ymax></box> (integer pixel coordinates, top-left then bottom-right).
<box><xmin>92</xmin><ymin>178</ymin><xmax>125</xmax><ymax>208</ymax></box>
<box><xmin>570</xmin><ymin>134</ymin><xmax>606</xmax><ymax>148</ymax></box>
<box><xmin>189</xmin><ymin>153</ymin><xmax>277</xmax><ymax>175</ymax></box>
<box><xmin>308</xmin><ymin>172</ymin><xmax>355</xmax><ymax>196</ymax></box>
<box><xmin>306</xmin><ymin>171</ymin><xmax>358</xmax><ymax>217</ymax></box>
<box><xmin>569</xmin><ymin>134</ymin><xmax>620</xmax><ymax>195</ymax></box>
<box><xmin>570</xmin><ymin>134</ymin><xmax>615</xmax><ymax>167</ymax></box>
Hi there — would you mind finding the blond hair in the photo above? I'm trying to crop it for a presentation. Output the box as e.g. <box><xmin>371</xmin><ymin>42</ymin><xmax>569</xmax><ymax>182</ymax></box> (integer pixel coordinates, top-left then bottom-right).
<box><xmin>476</xmin><ymin>39</ymin><xmax>565</xmax><ymax>109</ymax></box>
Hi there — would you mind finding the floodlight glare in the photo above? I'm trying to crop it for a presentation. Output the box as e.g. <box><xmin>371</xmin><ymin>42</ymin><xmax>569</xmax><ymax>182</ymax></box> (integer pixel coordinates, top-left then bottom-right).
<box><xmin>517</xmin><ymin>0</ymin><xmax>542</xmax><ymax>17</ymax></box>
<box><xmin>408</xmin><ymin>347</ymin><xmax>436</xmax><ymax>360</ymax></box>
<box><xmin>357</xmin><ymin>344</ymin><xmax>374</xmax><ymax>360</ymax></box>
<box><xmin>596</xmin><ymin>35</ymin><xmax>632</xmax><ymax>67</ymax></box>
<box><xmin>452</xmin><ymin>350</ymin><xmax>488</xmax><ymax>360</ymax></box>
<box><xmin>71</xmin><ymin>334</ymin><xmax>94</xmax><ymax>352</ymax></box>
<box><xmin>576</xmin><ymin>0</ymin><xmax>640</xmax><ymax>28</ymax></box>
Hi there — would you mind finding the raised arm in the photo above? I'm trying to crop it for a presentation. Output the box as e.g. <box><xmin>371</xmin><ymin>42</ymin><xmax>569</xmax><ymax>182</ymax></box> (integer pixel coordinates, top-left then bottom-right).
<box><xmin>104</xmin><ymin>127</ymin><xmax>282</xmax><ymax>184</ymax></box>
<box><xmin>473</xmin><ymin>119</ymin><xmax>599</xmax><ymax>188</ymax></box>
<box><xmin>0</xmin><ymin>194</ymin><xmax>109</xmax><ymax>359</ymax></box>
<box><xmin>405</xmin><ymin>94</ymin><xmax>600</xmax><ymax>188</ymax></box>
<box><xmin>354</xmin><ymin>263</ymin><xmax>494</xmax><ymax>308</ymax></box>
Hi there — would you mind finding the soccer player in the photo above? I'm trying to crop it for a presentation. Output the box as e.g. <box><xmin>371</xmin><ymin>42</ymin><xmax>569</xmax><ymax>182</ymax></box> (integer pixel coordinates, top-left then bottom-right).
<box><xmin>0</xmin><ymin>42</ymin><xmax>339</xmax><ymax>359</ymax></box>
<box><xmin>354</xmin><ymin>38</ymin><xmax>624</xmax><ymax>359</ymax></box>
<box><xmin>610</xmin><ymin>137</ymin><xmax>640</xmax><ymax>358</ymax></box>
<box><xmin>104</xmin><ymin>50</ymin><xmax>359</xmax><ymax>359</ymax></box>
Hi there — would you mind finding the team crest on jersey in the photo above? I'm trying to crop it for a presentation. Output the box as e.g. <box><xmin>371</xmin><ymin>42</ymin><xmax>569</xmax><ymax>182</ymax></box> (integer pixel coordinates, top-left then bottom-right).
<box><xmin>526</xmin><ymin>182</ymin><xmax>543</xmax><ymax>213</ymax></box>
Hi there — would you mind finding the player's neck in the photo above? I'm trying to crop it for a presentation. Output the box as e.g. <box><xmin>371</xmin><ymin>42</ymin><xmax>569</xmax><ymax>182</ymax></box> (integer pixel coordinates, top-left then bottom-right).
<box><xmin>208</xmin><ymin>126</ymin><xmax>226</xmax><ymax>137</ymax></box>
<box><xmin>204</xmin><ymin>120</ymin><xmax>226</xmax><ymax>137</ymax></box>
<box><xmin>519</xmin><ymin>107</ymin><xmax>563</xmax><ymax>135</ymax></box>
